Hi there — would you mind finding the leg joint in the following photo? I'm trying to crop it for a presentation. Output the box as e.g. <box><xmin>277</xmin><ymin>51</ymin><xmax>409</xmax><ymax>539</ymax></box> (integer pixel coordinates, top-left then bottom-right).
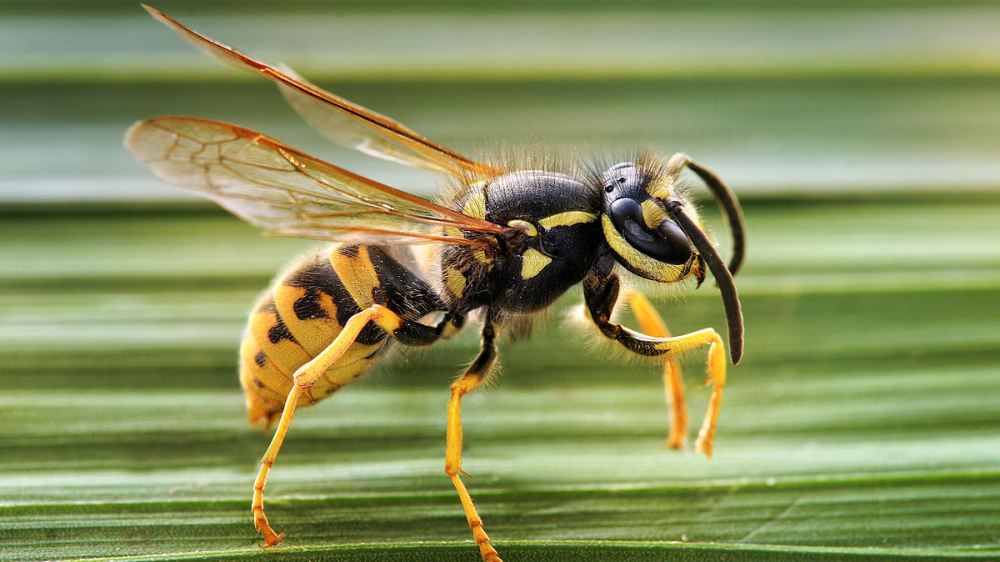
<box><xmin>450</xmin><ymin>374</ymin><xmax>483</xmax><ymax>395</ymax></box>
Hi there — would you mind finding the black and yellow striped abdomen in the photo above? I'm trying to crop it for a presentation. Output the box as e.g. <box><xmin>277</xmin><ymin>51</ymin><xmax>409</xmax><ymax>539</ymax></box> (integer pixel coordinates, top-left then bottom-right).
<box><xmin>239</xmin><ymin>244</ymin><xmax>445</xmax><ymax>425</ymax></box>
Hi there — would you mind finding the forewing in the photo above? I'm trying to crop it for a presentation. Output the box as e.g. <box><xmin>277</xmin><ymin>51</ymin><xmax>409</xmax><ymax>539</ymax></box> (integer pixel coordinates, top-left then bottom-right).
<box><xmin>125</xmin><ymin>116</ymin><xmax>505</xmax><ymax>247</ymax></box>
<box><xmin>144</xmin><ymin>5</ymin><xmax>498</xmax><ymax>177</ymax></box>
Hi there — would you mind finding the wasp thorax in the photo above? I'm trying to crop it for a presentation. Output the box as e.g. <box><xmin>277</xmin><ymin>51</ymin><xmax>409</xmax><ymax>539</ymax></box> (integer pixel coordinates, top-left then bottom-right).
<box><xmin>599</xmin><ymin>161</ymin><xmax>698</xmax><ymax>283</ymax></box>
<box><xmin>456</xmin><ymin>170</ymin><xmax>603</xmax><ymax>312</ymax></box>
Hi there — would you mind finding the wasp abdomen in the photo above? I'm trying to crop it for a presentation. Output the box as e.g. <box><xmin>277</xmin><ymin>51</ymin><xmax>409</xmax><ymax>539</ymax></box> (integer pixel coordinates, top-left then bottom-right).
<box><xmin>239</xmin><ymin>244</ymin><xmax>445</xmax><ymax>425</ymax></box>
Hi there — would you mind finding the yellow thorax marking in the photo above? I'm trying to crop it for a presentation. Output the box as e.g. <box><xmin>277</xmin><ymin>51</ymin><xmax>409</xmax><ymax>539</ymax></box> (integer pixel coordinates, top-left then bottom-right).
<box><xmin>330</xmin><ymin>245</ymin><xmax>380</xmax><ymax>309</ymax></box>
<box><xmin>446</xmin><ymin>268</ymin><xmax>467</xmax><ymax>298</ymax></box>
<box><xmin>538</xmin><ymin>211</ymin><xmax>597</xmax><ymax>229</ymax></box>
<box><xmin>507</xmin><ymin>219</ymin><xmax>538</xmax><ymax>237</ymax></box>
<box><xmin>462</xmin><ymin>190</ymin><xmax>487</xmax><ymax>219</ymax></box>
<box><xmin>521</xmin><ymin>248</ymin><xmax>552</xmax><ymax>280</ymax></box>
<box><xmin>471</xmin><ymin>249</ymin><xmax>491</xmax><ymax>263</ymax></box>
<box><xmin>641</xmin><ymin>199</ymin><xmax>667</xmax><ymax>229</ymax></box>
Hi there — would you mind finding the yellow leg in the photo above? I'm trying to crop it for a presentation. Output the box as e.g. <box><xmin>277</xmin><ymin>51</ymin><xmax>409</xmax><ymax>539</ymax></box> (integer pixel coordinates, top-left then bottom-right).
<box><xmin>666</xmin><ymin>328</ymin><xmax>727</xmax><ymax>458</ymax></box>
<box><xmin>447</xmin><ymin>374</ymin><xmax>502</xmax><ymax>562</ymax></box>
<box><xmin>625</xmin><ymin>289</ymin><xmax>689</xmax><ymax>450</ymax></box>
<box><xmin>445</xmin><ymin>323</ymin><xmax>502</xmax><ymax>562</ymax></box>
<box><xmin>252</xmin><ymin>305</ymin><xmax>402</xmax><ymax>547</ymax></box>
<box><xmin>606</xmin><ymin>321</ymin><xmax>727</xmax><ymax>458</ymax></box>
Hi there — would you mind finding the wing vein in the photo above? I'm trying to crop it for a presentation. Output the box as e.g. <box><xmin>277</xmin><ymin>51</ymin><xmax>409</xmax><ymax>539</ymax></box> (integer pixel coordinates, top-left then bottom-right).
<box><xmin>125</xmin><ymin>116</ymin><xmax>506</xmax><ymax>249</ymax></box>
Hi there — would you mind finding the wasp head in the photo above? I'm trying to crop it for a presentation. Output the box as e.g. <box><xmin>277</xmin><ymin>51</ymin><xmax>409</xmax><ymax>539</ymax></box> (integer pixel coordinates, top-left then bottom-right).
<box><xmin>597</xmin><ymin>157</ymin><xmax>746</xmax><ymax>363</ymax></box>
<box><xmin>599</xmin><ymin>161</ymin><xmax>705</xmax><ymax>284</ymax></box>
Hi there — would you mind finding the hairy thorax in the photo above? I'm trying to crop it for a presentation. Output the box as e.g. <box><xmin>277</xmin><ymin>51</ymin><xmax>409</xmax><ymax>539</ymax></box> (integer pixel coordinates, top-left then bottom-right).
<box><xmin>441</xmin><ymin>170</ymin><xmax>604</xmax><ymax>314</ymax></box>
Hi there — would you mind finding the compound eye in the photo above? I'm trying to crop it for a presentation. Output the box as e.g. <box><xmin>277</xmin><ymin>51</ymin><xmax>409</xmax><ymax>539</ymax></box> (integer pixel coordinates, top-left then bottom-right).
<box><xmin>609</xmin><ymin>198</ymin><xmax>692</xmax><ymax>265</ymax></box>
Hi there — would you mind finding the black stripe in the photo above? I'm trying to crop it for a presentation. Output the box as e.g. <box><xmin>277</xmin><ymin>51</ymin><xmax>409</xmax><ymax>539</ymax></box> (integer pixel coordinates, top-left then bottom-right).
<box><xmin>367</xmin><ymin>246</ymin><xmax>447</xmax><ymax>320</ymax></box>
<box><xmin>267</xmin><ymin>315</ymin><xmax>298</xmax><ymax>345</ymax></box>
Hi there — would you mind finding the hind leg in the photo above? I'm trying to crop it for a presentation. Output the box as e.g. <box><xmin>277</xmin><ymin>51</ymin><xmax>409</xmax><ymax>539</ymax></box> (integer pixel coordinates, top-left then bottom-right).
<box><xmin>252</xmin><ymin>305</ymin><xmax>403</xmax><ymax>546</ymax></box>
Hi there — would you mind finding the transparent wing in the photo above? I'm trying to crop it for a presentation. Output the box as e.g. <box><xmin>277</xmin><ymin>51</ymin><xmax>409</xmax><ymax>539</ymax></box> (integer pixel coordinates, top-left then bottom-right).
<box><xmin>125</xmin><ymin>116</ymin><xmax>506</xmax><ymax>248</ymax></box>
<box><xmin>144</xmin><ymin>5</ymin><xmax>498</xmax><ymax>177</ymax></box>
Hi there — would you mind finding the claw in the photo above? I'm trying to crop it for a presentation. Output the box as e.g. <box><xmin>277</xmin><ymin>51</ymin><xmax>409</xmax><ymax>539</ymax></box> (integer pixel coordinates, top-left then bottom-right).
<box><xmin>696</xmin><ymin>436</ymin><xmax>714</xmax><ymax>459</ymax></box>
<box><xmin>255</xmin><ymin>518</ymin><xmax>285</xmax><ymax>548</ymax></box>
<box><xmin>259</xmin><ymin>529</ymin><xmax>285</xmax><ymax>548</ymax></box>
<box><xmin>666</xmin><ymin>432</ymin><xmax>686</xmax><ymax>450</ymax></box>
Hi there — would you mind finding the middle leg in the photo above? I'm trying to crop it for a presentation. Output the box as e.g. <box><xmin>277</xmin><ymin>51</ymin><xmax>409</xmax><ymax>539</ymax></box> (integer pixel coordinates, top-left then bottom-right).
<box><xmin>445</xmin><ymin>319</ymin><xmax>502</xmax><ymax>562</ymax></box>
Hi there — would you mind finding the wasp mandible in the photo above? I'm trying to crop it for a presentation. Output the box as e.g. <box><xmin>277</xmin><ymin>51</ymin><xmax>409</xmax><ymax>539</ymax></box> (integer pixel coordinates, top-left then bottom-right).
<box><xmin>126</xmin><ymin>6</ymin><xmax>747</xmax><ymax>562</ymax></box>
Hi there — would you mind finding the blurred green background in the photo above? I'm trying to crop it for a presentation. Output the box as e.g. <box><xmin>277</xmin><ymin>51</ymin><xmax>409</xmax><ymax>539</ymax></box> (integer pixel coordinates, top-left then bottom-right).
<box><xmin>2</xmin><ymin>1</ymin><xmax>999</xmax><ymax>561</ymax></box>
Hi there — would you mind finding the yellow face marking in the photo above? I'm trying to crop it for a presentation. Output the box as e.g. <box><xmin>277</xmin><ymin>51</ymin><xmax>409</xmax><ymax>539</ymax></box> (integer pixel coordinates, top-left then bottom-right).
<box><xmin>640</xmin><ymin>199</ymin><xmax>667</xmax><ymax>229</ymax></box>
<box><xmin>520</xmin><ymin>247</ymin><xmax>552</xmax><ymax>280</ymax></box>
<box><xmin>329</xmin><ymin>245</ymin><xmax>380</xmax><ymax>309</ymax></box>
<box><xmin>646</xmin><ymin>175</ymin><xmax>673</xmax><ymax>199</ymax></box>
<box><xmin>537</xmin><ymin>211</ymin><xmax>597</xmax><ymax>229</ymax></box>
<box><xmin>507</xmin><ymin>219</ymin><xmax>538</xmax><ymax>236</ymax></box>
<box><xmin>462</xmin><ymin>190</ymin><xmax>487</xmax><ymax>219</ymax></box>
<box><xmin>601</xmin><ymin>214</ymin><xmax>682</xmax><ymax>283</ymax></box>
<box><xmin>446</xmin><ymin>268</ymin><xmax>467</xmax><ymax>298</ymax></box>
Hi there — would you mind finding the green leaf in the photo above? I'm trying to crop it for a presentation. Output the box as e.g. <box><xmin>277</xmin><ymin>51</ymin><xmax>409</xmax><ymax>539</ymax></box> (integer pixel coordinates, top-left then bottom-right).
<box><xmin>3</xmin><ymin>3</ymin><xmax>1000</xmax><ymax>560</ymax></box>
<box><xmin>3</xmin><ymin>197</ymin><xmax>1000</xmax><ymax>561</ymax></box>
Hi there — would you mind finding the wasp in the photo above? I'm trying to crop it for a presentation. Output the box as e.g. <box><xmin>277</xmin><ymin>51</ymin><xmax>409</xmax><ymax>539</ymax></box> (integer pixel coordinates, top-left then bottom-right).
<box><xmin>126</xmin><ymin>6</ymin><xmax>746</xmax><ymax>561</ymax></box>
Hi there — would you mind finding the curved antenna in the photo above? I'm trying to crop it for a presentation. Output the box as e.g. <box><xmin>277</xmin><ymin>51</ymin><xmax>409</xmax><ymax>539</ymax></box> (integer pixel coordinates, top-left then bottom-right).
<box><xmin>668</xmin><ymin>154</ymin><xmax>746</xmax><ymax>276</ymax></box>
<box><xmin>664</xmin><ymin>199</ymin><xmax>744</xmax><ymax>364</ymax></box>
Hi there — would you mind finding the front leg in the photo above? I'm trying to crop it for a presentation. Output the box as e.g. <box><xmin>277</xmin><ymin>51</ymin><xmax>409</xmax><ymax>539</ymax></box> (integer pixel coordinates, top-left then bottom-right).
<box><xmin>584</xmin><ymin>272</ymin><xmax>728</xmax><ymax>457</ymax></box>
<box><xmin>624</xmin><ymin>288</ymin><xmax>688</xmax><ymax>450</ymax></box>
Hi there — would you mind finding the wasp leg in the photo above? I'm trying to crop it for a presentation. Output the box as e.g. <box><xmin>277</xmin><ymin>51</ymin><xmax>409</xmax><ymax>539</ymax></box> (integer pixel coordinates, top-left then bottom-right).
<box><xmin>445</xmin><ymin>320</ymin><xmax>502</xmax><ymax>562</ymax></box>
<box><xmin>251</xmin><ymin>305</ymin><xmax>403</xmax><ymax>547</ymax></box>
<box><xmin>624</xmin><ymin>288</ymin><xmax>689</xmax><ymax>450</ymax></box>
<box><xmin>586</xmin><ymin>273</ymin><xmax>726</xmax><ymax>457</ymax></box>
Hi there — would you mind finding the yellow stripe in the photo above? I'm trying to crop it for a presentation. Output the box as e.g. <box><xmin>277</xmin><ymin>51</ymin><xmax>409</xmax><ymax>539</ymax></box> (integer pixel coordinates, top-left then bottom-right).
<box><xmin>249</xmin><ymin>311</ymin><xmax>310</xmax><ymax>378</ymax></box>
<box><xmin>507</xmin><ymin>219</ymin><xmax>538</xmax><ymax>236</ymax></box>
<box><xmin>538</xmin><ymin>211</ymin><xmax>597</xmax><ymax>229</ymax></box>
<box><xmin>239</xmin><ymin>335</ymin><xmax>291</xmax><ymax>402</ymax></box>
<box><xmin>272</xmin><ymin>283</ymin><xmax>336</xmax><ymax>356</ymax></box>
<box><xmin>270</xmin><ymin>253</ymin><xmax>345</xmax><ymax>356</ymax></box>
<box><xmin>521</xmin><ymin>248</ymin><xmax>552</xmax><ymax>280</ymax></box>
<box><xmin>462</xmin><ymin>190</ymin><xmax>487</xmax><ymax>219</ymax></box>
<box><xmin>330</xmin><ymin>245</ymin><xmax>380</xmax><ymax>309</ymax></box>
